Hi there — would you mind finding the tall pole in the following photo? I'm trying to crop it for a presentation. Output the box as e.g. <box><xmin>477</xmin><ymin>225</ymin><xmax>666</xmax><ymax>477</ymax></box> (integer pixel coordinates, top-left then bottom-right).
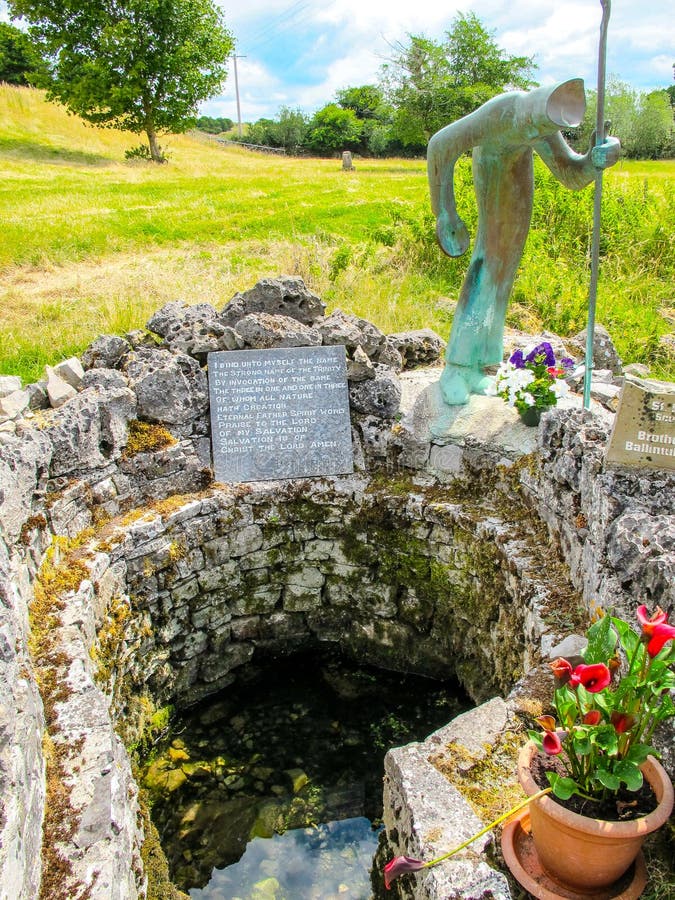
<box><xmin>232</xmin><ymin>54</ymin><xmax>246</xmax><ymax>138</ymax></box>
<box><xmin>583</xmin><ymin>0</ymin><xmax>611</xmax><ymax>409</ymax></box>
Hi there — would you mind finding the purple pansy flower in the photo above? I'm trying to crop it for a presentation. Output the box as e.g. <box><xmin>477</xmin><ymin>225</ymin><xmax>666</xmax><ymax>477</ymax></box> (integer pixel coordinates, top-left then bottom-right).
<box><xmin>525</xmin><ymin>341</ymin><xmax>555</xmax><ymax>367</ymax></box>
<box><xmin>509</xmin><ymin>348</ymin><xmax>525</xmax><ymax>369</ymax></box>
<box><xmin>561</xmin><ymin>357</ymin><xmax>575</xmax><ymax>369</ymax></box>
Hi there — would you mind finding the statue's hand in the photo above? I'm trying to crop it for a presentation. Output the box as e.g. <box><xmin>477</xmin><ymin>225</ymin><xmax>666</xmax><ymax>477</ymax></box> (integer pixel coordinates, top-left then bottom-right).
<box><xmin>436</xmin><ymin>210</ymin><xmax>470</xmax><ymax>258</ymax></box>
<box><xmin>590</xmin><ymin>134</ymin><xmax>621</xmax><ymax>170</ymax></box>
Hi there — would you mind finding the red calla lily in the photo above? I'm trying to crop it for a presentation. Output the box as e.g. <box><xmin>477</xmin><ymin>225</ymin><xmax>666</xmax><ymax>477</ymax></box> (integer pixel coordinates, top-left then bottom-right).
<box><xmin>583</xmin><ymin>710</ymin><xmax>602</xmax><ymax>726</ymax></box>
<box><xmin>611</xmin><ymin>711</ymin><xmax>635</xmax><ymax>734</ymax></box>
<box><xmin>646</xmin><ymin>623</ymin><xmax>675</xmax><ymax>657</ymax></box>
<box><xmin>569</xmin><ymin>663</ymin><xmax>611</xmax><ymax>693</ymax></box>
<box><xmin>384</xmin><ymin>856</ymin><xmax>425</xmax><ymax>889</ymax></box>
<box><xmin>549</xmin><ymin>658</ymin><xmax>573</xmax><ymax>682</ymax></box>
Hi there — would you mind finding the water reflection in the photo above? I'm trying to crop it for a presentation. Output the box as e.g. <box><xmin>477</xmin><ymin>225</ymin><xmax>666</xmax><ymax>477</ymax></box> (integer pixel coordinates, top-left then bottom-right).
<box><xmin>142</xmin><ymin>651</ymin><xmax>470</xmax><ymax>897</ymax></box>
<box><xmin>190</xmin><ymin>817</ymin><xmax>381</xmax><ymax>900</ymax></box>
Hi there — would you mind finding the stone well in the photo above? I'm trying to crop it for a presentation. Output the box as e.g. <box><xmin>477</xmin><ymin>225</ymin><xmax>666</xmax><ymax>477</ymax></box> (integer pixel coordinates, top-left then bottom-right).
<box><xmin>1</xmin><ymin>279</ymin><xmax>673</xmax><ymax>900</ymax></box>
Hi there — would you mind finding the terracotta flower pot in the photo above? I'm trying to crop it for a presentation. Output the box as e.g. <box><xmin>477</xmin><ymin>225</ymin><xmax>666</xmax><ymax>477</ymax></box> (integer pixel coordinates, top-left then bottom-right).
<box><xmin>517</xmin><ymin>741</ymin><xmax>674</xmax><ymax>892</ymax></box>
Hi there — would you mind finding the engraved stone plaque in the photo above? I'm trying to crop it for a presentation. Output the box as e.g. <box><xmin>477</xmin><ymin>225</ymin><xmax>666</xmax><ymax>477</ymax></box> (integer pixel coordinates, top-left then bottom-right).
<box><xmin>606</xmin><ymin>377</ymin><xmax>675</xmax><ymax>471</ymax></box>
<box><xmin>208</xmin><ymin>346</ymin><xmax>354</xmax><ymax>483</ymax></box>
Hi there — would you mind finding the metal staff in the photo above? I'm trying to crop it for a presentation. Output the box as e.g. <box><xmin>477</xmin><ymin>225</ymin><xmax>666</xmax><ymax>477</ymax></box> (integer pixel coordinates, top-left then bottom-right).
<box><xmin>583</xmin><ymin>0</ymin><xmax>611</xmax><ymax>409</ymax></box>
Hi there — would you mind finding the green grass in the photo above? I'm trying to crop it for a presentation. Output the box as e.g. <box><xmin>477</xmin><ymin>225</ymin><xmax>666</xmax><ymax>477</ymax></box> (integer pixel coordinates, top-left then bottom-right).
<box><xmin>1</xmin><ymin>84</ymin><xmax>673</xmax><ymax>383</ymax></box>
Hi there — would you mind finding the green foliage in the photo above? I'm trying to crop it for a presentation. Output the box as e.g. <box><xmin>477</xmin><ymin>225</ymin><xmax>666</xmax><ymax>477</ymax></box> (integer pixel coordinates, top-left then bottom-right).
<box><xmin>336</xmin><ymin>84</ymin><xmax>386</xmax><ymax>120</ymax></box>
<box><xmin>241</xmin><ymin>107</ymin><xmax>308</xmax><ymax>152</ymax></box>
<box><xmin>0</xmin><ymin>21</ymin><xmax>48</xmax><ymax>86</ymax></box>
<box><xmin>305</xmin><ymin>103</ymin><xmax>362</xmax><ymax>154</ymax></box>
<box><xmin>569</xmin><ymin>78</ymin><xmax>674</xmax><ymax>160</ymax></box>
<box><xmin>381</xmin><ymin>13</ymin><xmax>536</xmax><ymax>147</ymax></box>
<box><xmin>194</xmin><ymin>114</ymin><xmax>233</xmax><ymax>134</ymax></box>
<box><xmin>9</xmin><ymin>0</ymin><xmax>234</xmax><ymax>162</ymax></box>
<box><xmin>124</xmin><ymin>143</ymin><xmax>152</xmax><ymax>161</ymax></box>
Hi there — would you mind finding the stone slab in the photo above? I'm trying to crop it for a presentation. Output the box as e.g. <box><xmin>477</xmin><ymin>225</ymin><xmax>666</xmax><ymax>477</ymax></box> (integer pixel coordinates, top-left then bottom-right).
<box><xmin>606</xmin><ymin>376</ymin><xmax>675</xmax><ymax>471</ymax></box>
<box><xmin>208</xmin><ymin>346</ymin><xmax>353</xmax><ymax>483</ymax></box>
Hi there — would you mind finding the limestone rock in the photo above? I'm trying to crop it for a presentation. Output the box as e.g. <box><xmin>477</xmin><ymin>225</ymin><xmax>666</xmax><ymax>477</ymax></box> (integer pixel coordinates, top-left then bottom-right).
<box><xmin>317</xmin><ymin>309</ymin><xmax>385</xmax><ymax>357</ymax></box>
<box><xmin>48</xmin><ymin>379</ymin><xmax>136</xmax><ymax>477</ymax></box>
<box><xmin>45</xmin><ymin>365</ymin><xmax>78</xmax><ymax>408</ymax></box>
<box><xmin>388</xmin><ymin>328</ymin><xmax>445</xmax><ymax>368</ymax></box>
<box><xmin>0</xmin><ymin>375</ymin><xmax>22</xmax><ymax>398</ymax></box>
<box><xmin>26</xmin><ymin>381</ymin><xmax>49</xmax><ymax>411</ymax></box>
<box><xmin>81</xmin><ymin>334</ymin><xmax>131</xmax><ymax>370</ymax></box>
<box><xmin>571</xmin><ymin>324</ymin><xmax>622</xmax><ymax>374</ymax></box>
<box><xmin>234</xmin><ymin>312</ymin><xmax>322</xmax><ymax>349</ymax></box>
<box><xmin>349</xmin><ymin>365</ymin><xmax>401</xmax><ymax>418</ymax></box>
<box><xmin>124</xmin><ymin>348</ymin><xmax>208</xmax><ymax>424</ymax></box>
<box><xmin>375</xmin><ymin>338</ymin><xmax>404</xmax><ymax>372</ymax></box>
<box><xmin>147</xmin><ymin>301</ymin><xmax>243</xmax><ymax>358</ymax></box>
<box><xmin>125</xmin><ymin>329</ymin><xmax>160</xmax><ymax>350</ymax></box>
<box><xmin>54</xmin><ymin>356</ymin><xmax>85</xmax><ymax>390</ymax></box>
<box><xmin>346</xmin><ymin>346</ymin><xmax>375</xmax><ymax>382</ymax></box>
<box><xmin>222</xmin><ymin>276</ymin><xmax>325</xmax><ymax>326</ymax></box>
<box><xmin>0</xmin><ymin>390</ymin><xmax>30</xmax><ymax>422</ymax></box>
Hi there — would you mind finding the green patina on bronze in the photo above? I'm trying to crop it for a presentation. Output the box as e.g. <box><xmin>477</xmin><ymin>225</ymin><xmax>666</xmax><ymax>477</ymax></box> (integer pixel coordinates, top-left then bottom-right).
<box><xmin>427</xmin><ymin>79</ymin><xmax>621</xmax><ymax>405</ymax></box>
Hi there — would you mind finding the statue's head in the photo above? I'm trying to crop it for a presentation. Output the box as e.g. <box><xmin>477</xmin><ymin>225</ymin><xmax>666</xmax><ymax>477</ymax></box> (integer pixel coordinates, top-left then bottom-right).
<box><xmin>546</xmin><ymin>78</ymin><xmax>586</xmax><ymax>128</ymax></box>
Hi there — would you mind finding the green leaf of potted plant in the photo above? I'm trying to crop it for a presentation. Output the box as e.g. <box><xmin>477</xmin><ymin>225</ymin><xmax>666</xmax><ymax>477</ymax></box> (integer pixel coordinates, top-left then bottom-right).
<box><xmin>516</xmin><ymin>606</ymin><xmax>675</xmax><ymax>892</ymax></box>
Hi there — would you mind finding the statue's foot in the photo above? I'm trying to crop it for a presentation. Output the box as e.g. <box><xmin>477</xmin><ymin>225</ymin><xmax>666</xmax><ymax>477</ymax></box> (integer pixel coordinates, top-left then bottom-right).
<box><xmin>440</xmin><ymin>365</ymin><xmax>493</xmax><ymax>405</ymax></box>
<box><xmin>439</xmin><ymin>366</ymin><xmax>470</xmax><ymax>405</ymax></box>
<box><xmin>467</xmin><ymin>371</ymin><xmax>494</xmax><ymax>396</ymax></box>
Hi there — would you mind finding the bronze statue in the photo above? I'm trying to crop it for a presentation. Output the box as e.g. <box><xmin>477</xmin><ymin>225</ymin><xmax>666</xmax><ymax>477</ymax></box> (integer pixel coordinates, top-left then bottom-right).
<box><xmin>427</xmin><ymin>78</ymin><xmax>620</xmax><ymax>405</ymax></box>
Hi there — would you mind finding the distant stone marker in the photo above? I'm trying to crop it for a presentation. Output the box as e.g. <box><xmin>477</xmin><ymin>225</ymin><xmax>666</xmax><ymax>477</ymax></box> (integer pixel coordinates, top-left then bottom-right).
<box><xmin>342</xmin><ymin>151</ymin><xmax>354</xmax><ymax>171</ymax></box>
<box><xmin>208</xmin><ymin>346</ymin><xmax>353</xmax><ymax>482</ymax></box>
<box><xmin>606</xmin><ymin>377</ymin><xmax>675</xmax><ymax>470</ymax></box>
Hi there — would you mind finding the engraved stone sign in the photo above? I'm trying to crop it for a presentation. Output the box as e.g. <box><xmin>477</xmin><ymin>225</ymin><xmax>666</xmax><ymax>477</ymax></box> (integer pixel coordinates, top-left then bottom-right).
<box><xmin>606</xmin><ymin>377</ymin><xmax>675</xmax><ymax>471</ymax></box>
<box><xmin>208</xmin><ymin>346</ymin><xmax>353</xmax><ymax>482</ymax></box>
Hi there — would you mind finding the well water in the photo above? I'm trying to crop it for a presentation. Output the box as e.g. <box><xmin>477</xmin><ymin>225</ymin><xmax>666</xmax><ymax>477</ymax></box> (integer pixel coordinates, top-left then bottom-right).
<box><xmin>142</xmin><ymin>651</ymin><xmax>470</xmax><ymax>899</ymax></box>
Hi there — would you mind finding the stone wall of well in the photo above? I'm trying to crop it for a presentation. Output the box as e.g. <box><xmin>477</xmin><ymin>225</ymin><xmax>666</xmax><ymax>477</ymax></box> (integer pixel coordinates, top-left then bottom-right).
<box><xmin>0</xmin><ymin>281</ymin><xmax>672</xmax><ymax>899</ymax></box>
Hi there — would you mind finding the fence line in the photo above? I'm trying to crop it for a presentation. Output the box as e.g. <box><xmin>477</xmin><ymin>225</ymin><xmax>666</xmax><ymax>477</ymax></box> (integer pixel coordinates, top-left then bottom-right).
<box><xmin>215</xmin><ymin>138</ymin><xmax>287</xmax><ymax>155</ymax></box>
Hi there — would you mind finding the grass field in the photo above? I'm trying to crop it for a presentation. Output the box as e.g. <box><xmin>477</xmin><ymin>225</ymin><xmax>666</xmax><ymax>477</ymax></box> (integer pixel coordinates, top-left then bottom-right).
<box><xmin>1</xmin><ymin>84</ymin><xmax>673</xmax><ymax>383</ymax></box>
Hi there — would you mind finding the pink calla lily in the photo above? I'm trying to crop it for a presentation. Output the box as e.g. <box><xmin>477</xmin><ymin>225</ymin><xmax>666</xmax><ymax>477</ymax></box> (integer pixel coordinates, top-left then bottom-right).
<box><xmin>636</xmin><ymin>604</ymin><xmax>668</xmax><ymax>636</ymax></box>
<box><xmin>542</xmin><ymin>731</ymin><xmax>564</xmax><ymax>755</ymax></box>
<box><xmin>384</xmin><ymin>855</ymin><xmax>425</xmax><ymax>889</ymax></box>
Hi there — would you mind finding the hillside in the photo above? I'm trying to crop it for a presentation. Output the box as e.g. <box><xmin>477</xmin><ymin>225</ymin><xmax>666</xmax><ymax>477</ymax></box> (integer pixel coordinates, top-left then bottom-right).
<box><xmin>0</xmin><ymin>84</ymin><xmax>673</xmax><ymax>382</ymax></box>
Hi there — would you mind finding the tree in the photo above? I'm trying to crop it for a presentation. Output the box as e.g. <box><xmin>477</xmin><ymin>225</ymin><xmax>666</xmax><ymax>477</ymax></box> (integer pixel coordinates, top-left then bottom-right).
<box><xmin>629</xmin><ymin>91</ymin><xmax>673</xmax><ymax>159</ymax></box>
<box><xmin>272</xmin><ymin>106</ymin><xmax>308</xmax><ymax>152</ymax></box>
<box><xmin>572</xmin><ymin>78</ymin><xmax>674</xmax><ymax>159</ymax></box>
<box><xmin>9</xmin><ymin>0</ymin><xmax>234</xmax><ymax>162</ymax></box>
<box><xmin>0</xmin><ymin>21</ymin><xmax>48</xmax><ymax>85</ymax></box>
<box><xmin>195</xmin><ymin>115</ymin><xmax>234</xmax><ymax>134</ymax></box>
<box><xmin>336</xmin><ymin>84</ymin><xmax>385</xmax><ymax>120</ymax></box>
<box><xmin>381</xmin><ymin>13</ymin><xmax>536</xmax><ymax>147</ymax></box>
<box><xmin>305</xmin><ymin>104</ymin><xmax>362</xmax><ymax>155</ymax></box>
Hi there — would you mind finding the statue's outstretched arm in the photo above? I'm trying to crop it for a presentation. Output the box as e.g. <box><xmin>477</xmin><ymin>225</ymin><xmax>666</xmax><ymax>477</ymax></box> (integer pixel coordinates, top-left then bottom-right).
<box><xmin>427</xmin><ymin>123</ymin><xmax>474</xmax><ymax>258</ymax></box>
<box><xmin>534</xmin><ymin>130</ymin><xmax>621</xmax><ymax>191</ymax></box>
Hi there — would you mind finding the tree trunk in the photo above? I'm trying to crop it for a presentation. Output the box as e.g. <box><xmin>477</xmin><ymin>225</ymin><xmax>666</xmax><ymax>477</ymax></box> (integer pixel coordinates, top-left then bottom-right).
<box><xmin>145</xmin><ymin>123</ymin><xmax>165</xmax><ymax>163</ymax></box>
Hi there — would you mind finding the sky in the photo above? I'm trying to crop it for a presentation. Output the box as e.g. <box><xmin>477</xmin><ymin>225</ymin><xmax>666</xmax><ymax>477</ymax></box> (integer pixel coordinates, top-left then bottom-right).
<box><xmin>2</xmin><ymin>1</ymin><xmax>672</xmax><ymax>124</ymax></box>
<box><xmin>207</xmin><ymin>0</ymin><xmax>674</xmax><ymax>122</ymax></box>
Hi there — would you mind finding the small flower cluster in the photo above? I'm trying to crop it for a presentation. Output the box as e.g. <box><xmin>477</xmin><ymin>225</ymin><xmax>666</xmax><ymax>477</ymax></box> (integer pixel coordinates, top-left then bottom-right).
<box><xmin>488</xmin><ymin>341</ymin><xmax>574</xmax><ymax>414</ymax></box>
<box><xmin>531</xmin><ymin>605</ymin><xmax>675</xmax><ymax>801</ymax></box>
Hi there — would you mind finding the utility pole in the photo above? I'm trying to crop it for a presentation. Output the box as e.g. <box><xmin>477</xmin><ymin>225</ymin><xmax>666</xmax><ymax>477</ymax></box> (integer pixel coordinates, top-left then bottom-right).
<box><xmin>231</xmin><ymin>54</ymin><xmax>246</xmax><ymax>138</ymax></box>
